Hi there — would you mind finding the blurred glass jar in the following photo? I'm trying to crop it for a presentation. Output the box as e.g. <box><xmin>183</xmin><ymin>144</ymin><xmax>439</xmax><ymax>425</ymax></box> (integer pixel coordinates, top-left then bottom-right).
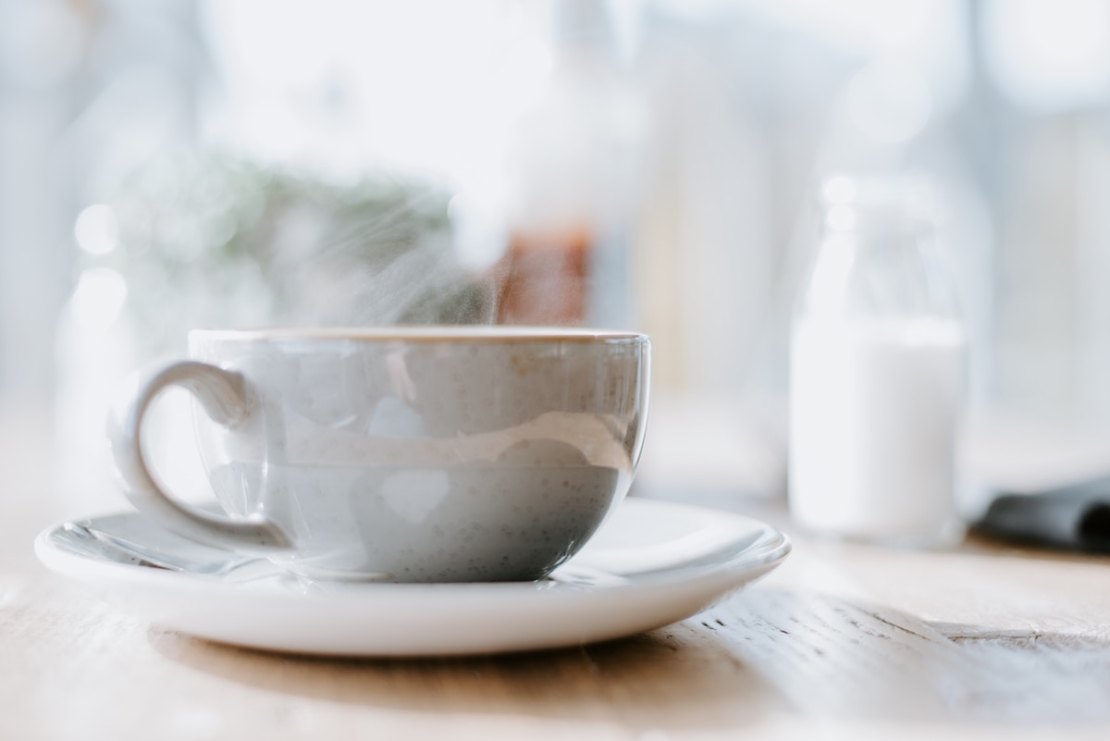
<box><xmin>491</xmin><ymin>0</ymin><xmax>648</xmax><ymax>328</ymax></box>
<box><xmin>789</xmin><ymin>175</ymin><xmax>967</xmax><ymax>546</ymax></box>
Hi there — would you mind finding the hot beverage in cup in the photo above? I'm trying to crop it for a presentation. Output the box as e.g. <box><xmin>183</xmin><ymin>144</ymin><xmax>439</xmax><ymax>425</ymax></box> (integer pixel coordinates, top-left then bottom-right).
<box><xmin>109</xmin><ymin>327</ymin><xmax>650</xmax><ymax>582</ymax></box>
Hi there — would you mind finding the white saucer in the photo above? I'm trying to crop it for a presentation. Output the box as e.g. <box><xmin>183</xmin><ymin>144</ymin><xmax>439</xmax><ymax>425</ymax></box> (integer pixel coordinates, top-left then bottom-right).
<box><xmin>35</xmin><ymin>498</ymin><xmax>790</xmax><ymax>657</ymax></box>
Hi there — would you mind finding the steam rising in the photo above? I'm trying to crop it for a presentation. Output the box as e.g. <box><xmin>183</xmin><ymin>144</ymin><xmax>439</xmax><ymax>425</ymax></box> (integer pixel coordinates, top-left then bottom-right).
<box><xmin>262</xmin><ymin>189</ymin><xmax>497</xmax><ymax>327</ymax></box>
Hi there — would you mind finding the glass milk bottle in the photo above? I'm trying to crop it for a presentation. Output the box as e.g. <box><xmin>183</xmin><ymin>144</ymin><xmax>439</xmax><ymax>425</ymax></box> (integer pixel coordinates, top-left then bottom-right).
<box><xmin>789</xmin><ymin>175</ymin><xmax>967</xmax><ymax>546</ymax></box>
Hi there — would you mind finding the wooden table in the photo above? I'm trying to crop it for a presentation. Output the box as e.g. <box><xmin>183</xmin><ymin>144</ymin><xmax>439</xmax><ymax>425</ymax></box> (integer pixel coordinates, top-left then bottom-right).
<box><xmin>4</xmin><ymin>404</ymin><xmax>1110</xmax><ymax>740</ymax></box>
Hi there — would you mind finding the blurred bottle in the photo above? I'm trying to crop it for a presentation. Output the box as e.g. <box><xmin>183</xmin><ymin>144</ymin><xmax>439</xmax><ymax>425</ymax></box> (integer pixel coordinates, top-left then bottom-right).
<box><xmin>55</xmin><ymin>265</ymin><xmax>137</xmax><ymax>514</ymax></box>
<box><xmin>789</xmin><ymin>175</ymin><xmax>967</xmax><ymax>546</ymax></box>
<box><xmin>493</xmin><ymin>0</ymin><xmax>646</xmax><ymax>328</ymax></box>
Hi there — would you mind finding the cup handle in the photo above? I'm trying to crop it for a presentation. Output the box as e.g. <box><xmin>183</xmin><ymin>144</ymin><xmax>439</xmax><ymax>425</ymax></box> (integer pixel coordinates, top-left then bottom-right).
<box><xmin>107</xmin><ymin>360</ymin><xmax>292</xmax><ymax>550</ymax></box>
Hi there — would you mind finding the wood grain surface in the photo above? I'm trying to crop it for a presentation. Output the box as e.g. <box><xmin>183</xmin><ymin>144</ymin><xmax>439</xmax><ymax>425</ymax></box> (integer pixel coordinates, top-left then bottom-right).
<box><xmin>4</xmin><ymin>405</ymin><xmax>1110</xmax><ymax>740</ymax></box>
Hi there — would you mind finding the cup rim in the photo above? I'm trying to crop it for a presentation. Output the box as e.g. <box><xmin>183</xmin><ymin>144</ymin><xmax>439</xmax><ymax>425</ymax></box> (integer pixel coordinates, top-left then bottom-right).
<box><xmin>189</xmin><ymin>326</ymin><xmax>649</xmax><ymax>344</ymax></box>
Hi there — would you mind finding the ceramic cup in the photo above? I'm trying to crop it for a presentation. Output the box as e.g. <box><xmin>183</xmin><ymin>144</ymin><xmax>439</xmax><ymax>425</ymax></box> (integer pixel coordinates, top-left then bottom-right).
<box><xmin>108</xmin><ymin>327</ymin><xmax>650</xmax><ymax>582</ymax></box>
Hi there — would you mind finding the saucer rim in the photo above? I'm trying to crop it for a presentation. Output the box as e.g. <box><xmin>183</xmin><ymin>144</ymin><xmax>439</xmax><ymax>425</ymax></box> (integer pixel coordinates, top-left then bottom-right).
<box><xmin>33</xmin><ymin>499</ymin><xmax>792</xmax><ymax>656</ymax></box>
<box><xmin>35</xmin><ymin>499</ymin><xmax>790</xmax><ymax>598</ymax></box>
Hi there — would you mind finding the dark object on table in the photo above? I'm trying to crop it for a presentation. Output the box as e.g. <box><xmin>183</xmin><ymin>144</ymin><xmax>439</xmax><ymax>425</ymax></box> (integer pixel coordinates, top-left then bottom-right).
<box><xmin>974</xmin><ymin>477</ymin><xmax>1110</xmax><ymax>552</ymax></box>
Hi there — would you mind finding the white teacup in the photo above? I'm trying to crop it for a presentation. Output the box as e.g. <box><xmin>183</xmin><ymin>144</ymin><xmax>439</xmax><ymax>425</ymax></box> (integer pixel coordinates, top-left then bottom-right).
<box><xmin>108</xmin><ymin>327</ymin><xmax>650</xmax><ymax>582</ymax></box>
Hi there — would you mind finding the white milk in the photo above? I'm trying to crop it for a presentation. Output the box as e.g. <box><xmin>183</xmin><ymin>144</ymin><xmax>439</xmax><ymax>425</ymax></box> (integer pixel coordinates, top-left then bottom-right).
<box><xmin>789</xmin><ymin>317</ymin><xmax>966</xmax><ymax>543</ymax></box>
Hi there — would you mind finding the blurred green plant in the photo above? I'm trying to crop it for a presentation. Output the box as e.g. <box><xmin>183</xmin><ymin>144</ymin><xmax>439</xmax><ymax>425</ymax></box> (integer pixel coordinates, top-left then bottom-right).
<box><xmin>88</xmin><ymin>152</ymin><xmax>493</xmax><ymax>354</ymax></box>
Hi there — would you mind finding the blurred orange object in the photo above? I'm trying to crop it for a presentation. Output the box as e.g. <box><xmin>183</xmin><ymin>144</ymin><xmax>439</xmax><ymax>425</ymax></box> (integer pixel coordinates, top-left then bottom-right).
<box><xmin>493</xmin><ymin>228</ymin><xmax>593</xmax><ymax>326</ymax></box>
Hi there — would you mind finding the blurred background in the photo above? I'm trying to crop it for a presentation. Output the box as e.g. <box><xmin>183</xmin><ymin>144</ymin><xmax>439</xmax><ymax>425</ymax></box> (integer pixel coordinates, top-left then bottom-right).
<box><xmin>4</xmin><ymin>0</ymin><xmax>1110</xmax><ymax>512</ymax></box>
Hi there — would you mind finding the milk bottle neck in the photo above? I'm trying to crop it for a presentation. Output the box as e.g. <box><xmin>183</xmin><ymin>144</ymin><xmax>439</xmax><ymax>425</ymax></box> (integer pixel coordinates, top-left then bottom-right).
<box><xmin>803</xmin><ymin>210</ymin><xmax>959</xmax><ymax>323</ymax></box>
